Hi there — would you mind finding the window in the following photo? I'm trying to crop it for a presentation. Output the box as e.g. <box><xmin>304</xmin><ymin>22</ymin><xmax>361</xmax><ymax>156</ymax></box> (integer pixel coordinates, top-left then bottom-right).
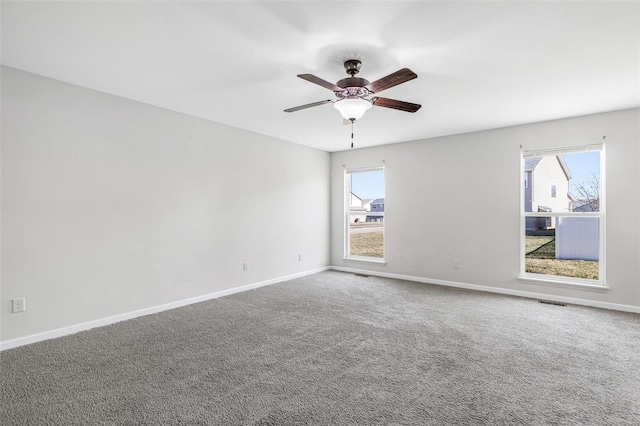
<box><xmin>345</xmin><ymin>166</ymin><xmax>385</xmax><ymax>261</ymax></box>
<box><xmin>520</xmin><ymin>144</ymin><xmax>605</xmax><ymax>286</ymax></box>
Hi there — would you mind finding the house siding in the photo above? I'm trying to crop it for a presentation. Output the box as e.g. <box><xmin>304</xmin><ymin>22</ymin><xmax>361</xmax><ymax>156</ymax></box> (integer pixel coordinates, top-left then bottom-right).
<box><xmin>349</xmin><ymin>192</ymin><xmax>362</xmax><ymax>207</ymax></box>
<box><xmin>524</xmin><ymin>171</ymin><xmax>533</xmax><ymax>212</ymax></box>
<box><xmin>530</xmin><ymin>156</ymin><xmax>570</xmax><ymax>213</ymax></box>
<box><xmin>370</xmin><ymin>203</ymin><xmax>384</xmax><ymax>212</ymax></box>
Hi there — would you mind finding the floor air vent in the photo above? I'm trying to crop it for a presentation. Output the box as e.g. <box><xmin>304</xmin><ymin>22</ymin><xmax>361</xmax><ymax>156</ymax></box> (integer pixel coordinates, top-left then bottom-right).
<box><xmin>538</xmin><ymin>299</ymin><xmax>566</xmax><ymax>307</ymax></box>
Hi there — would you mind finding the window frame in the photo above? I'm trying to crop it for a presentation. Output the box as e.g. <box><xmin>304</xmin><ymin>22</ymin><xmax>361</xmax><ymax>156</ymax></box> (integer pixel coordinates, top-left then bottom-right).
<box><xmin>518</xmin><ymin>144</ymin><xmax>606</xmax><ymax>288</ymax></box>
<box><xmin>344</xmin><ymin>165</ymin><xmax>386</xmax><ymax>264</ymax></box>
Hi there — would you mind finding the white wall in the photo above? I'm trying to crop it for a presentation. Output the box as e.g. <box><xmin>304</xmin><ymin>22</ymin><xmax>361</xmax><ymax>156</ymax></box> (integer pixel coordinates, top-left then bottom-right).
<box><xmin>1</xmin><ymin>67</ymin><xmax>330</xmax><ymax>343</ymax></box>
<box><xmin>2</xmin><ymin>66</ymin><xmax>637</xmax><ymax>347</ymax></box>
<box><xmin>331</xmin><ymin>108</ymin><xmax>640</xmax><ymax>308</ymax></box>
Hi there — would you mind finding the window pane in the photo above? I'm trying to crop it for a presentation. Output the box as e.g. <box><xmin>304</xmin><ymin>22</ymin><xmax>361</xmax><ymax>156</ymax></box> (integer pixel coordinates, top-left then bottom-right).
<box><xmin>523</xmin><ymin>156</ymin><xmax>571</xmax><ymax>213</ymax></box>
<box><xmin>523</xmin><ymin>151</ymin><xmax>600</xmax><ymax>213</ymax></box>
<box><xmin>522</xmin><ymin>146</ymin><xmax>603</xmax><ymax>283</ymax></box>
<box><xmin>347</xmin><ymin>169</ymin><xmax>384</xmax><ymax>259</ymax></box>
<box><xmin>564</xmin><ymin>151</ymin><xmax>601</xmax><ymax>212</ymax></box>
<box><xmin>524</xmin><ymin>216</ymin><xmax>599</xmax><ymax>280</ymax></box>
<box><xmin>349</xmin><ymin>213</ymin><xmax>384</xmax><ymax>258</ymax></box>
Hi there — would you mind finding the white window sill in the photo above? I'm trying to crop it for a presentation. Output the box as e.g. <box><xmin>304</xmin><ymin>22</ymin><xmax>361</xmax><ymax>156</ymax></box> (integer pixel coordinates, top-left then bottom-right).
<box><xmin>518</xmin><ymin>275</ymin><xmax>609</xmax><ymax>292</ymax></box>
<box><xmin>343</xmin><ymin>256</ymin><xmax>386</xmax><ymax>265</ymax></box>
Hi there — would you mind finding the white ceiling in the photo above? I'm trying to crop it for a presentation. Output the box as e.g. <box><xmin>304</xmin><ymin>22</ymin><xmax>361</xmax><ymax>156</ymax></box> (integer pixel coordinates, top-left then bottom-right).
<box><xmin>2</xmin><ymin>1</ymin><xmax>638</xmax><ymax>152</ymax></box>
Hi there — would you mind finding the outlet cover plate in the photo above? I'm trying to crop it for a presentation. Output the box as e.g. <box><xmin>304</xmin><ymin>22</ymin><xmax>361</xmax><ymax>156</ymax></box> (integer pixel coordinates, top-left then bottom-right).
<box><xmin>12</xmin><ymin>297</ymin><xmax>26</xmax><ymax>313</ymax></box>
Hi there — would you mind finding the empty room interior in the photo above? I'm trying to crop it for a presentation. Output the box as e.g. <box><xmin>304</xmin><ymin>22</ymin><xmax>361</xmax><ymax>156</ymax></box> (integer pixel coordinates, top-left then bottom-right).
<box><xmin>1</xmin><ymin>1</ymin><xmax>639</xmax><ymax>424</ymax></box>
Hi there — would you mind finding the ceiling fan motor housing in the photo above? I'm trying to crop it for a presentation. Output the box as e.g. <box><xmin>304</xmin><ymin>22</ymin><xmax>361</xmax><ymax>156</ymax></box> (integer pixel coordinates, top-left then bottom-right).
<box><xmin>335</xmin><ymin>85</ymin><xmax>371</xmax><ymax>100</ymax></box>
<box><xmin>343</xmin><ymin>59</ymin><xmax>362</xmax><ymax>76</ymax></box>
<box><xmin>337</xmin><ymin>60</ymin><xmax>372</xmax><ymax>99</ymax></box>
<box><xmin>336</xmin><ymin>77</ymin><xmax>370</xmax><ymax>89</ymax></box>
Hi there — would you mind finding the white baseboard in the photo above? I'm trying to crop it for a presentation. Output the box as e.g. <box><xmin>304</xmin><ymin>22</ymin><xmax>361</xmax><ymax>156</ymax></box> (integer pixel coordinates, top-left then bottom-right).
<box><xmin>0</xmin><ymin>266</ymin><xmax>330</xmax><ymax>351</ymax></box>
<box><xmin>331</xmin><ymin>266</ymin><xmax>640</xmax><ymax>314</ymax></box>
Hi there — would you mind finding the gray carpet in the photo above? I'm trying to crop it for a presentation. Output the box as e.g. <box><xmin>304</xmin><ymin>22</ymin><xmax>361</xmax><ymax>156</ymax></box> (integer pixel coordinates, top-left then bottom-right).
<box><xmin>1</xmin><ymin>270</ymin><xmax>639</xmax><ymax>425</ymax></box>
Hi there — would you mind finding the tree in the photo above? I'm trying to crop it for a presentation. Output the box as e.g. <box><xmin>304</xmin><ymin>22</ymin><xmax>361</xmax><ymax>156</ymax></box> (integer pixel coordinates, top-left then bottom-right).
<box><xmin>573</xmin><ymin>173</ymin><xmax>599</xmax><ymax>211</ymax></box>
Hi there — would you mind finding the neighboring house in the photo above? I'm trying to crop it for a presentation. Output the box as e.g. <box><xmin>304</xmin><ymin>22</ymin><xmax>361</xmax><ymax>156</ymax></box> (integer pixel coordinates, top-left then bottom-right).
<box><xmin>349</xmin><ymin>191</ymin><xmax>368</xmax><ymax>223</ymax></box>
<box><xmin>366</xmin><ymin>198</ymin><xmax>385</xmax><ymax>222</ymax></box>
<box><xmin>524</xmin><ymin>155</ymin><xmax>571</xmax><ymax>230</ymax></box>
<box><xmin>370</xmin><ymin>198</ymin><xmax>385</xmax><ymax>212</ymax></box>
<box><xmin>571</xmin><ymin>199</ymin><xmax>598</xmax><ymax>212</ymax></box>
<box><xmin>365</xmin><ymin>212</ymin><xmax>384</xmax><ymax>222</ymax></box>
<box><xmin>350</xmin><ymin>191</ymin><xmax>362</xmax><ymax>208</ymax></box>
<box><xmin>349</xmin><ymin>193</ymin><xmax>385</xmax><ymax>223</ymax></box>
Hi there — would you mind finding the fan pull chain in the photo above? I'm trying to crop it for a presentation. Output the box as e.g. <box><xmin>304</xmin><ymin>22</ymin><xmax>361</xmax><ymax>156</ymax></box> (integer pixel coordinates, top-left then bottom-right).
<box><xmin>350</xmin><ymin>118</ymin><xmax>355</xmax><ymax>149</ymax></box>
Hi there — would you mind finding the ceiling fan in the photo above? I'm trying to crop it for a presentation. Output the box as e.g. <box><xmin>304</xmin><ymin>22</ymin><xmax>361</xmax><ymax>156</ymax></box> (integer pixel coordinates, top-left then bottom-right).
<box><xmin>284</xmin><ymin>59</ymin><xmax>421</xmax><ymax>122</ymax></box>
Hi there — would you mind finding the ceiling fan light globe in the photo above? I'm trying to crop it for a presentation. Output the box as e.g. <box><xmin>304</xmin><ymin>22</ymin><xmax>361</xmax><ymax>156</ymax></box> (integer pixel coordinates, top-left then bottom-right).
<box><xmin>333</xmin><ymin>98</ymin><xmax>372</xmax><ymax>121</ymax></box>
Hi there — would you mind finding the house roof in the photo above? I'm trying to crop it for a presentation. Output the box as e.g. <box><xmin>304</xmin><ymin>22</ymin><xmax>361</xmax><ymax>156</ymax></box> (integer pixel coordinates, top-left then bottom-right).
<box><xmin>572</xmin><ymin>201</ymin><xmax>597</xmax><ymax>212</ymax></box>
<box><xmin>371</xmin><ymin>198</ymin><xmax>385</xmax><ymax>204</ymax></box>
<box><xmin>556</xmin><ymin>156</ymin><xmax>572</xmax><ymax>180</ymax></box>
<box><xmin>525</xmin><ymin>156</ymin><xmax>572</xmax><ymax>180</ymax></box>
<box><xmin>524</xmin><ymin>158</ymin><xmax>542</xmax><ymax>171</ymax></box>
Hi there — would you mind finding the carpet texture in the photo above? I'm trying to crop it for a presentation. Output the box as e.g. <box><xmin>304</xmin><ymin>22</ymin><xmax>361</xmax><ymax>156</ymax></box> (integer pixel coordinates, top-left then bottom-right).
<box><xmin>1</xmin><ymin>270</ymin><xmax>639</xmax><ymax>425</ymax></box>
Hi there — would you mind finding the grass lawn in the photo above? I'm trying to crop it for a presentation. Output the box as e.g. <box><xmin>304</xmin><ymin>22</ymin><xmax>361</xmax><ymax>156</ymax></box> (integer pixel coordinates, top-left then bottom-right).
<box><xmin>349</xmin><ymin>231</ymin><xmax>384</xmax><ymax>258</ymax></box>
<box><xmin>351</xmin><ymin>222</ymin><xmax>384</xmax><ymax>229</ymax></box>
<box><xmin>525</xmin><ymin>258</ymin><xmax>599</xmax><ymax>280</ymax></box>
<box><xmin>525</xmin><ymin>235</ymin><xmax>598</xmax><ymax>280</ymax></box>
<box><xmin>525</xmin><ymin>236</ymin><xmax>554</xmax><ymax>255</ymax></box>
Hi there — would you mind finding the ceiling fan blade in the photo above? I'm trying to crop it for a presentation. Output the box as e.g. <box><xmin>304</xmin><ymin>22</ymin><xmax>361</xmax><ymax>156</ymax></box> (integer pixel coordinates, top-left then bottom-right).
<box><xmin>365</xmin><ymin>68</ymin><xmax>417</xmax><ymax>93</ymax></box>
<box><xmin>372</xmin><ymin>97</ymin><xmax>422</xmax><ymax>113</ymax></box>
<box><xmin>284</xmin><ymin>99</ymin><xmax>334</xmax><ymax>113</ymax></box>
<box><xmin>297</xmin><ymin>74</ymin><xmax>343</xmax><ymax>92</ymax></box>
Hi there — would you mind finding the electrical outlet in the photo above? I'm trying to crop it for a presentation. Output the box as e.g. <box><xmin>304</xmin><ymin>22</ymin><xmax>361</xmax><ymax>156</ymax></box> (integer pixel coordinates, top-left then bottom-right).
<box><xmin>243</xmin><ymin>262</ymin><xmax>248</xmax><ymax>271</ymax></box>
<box><xmin>12</xmin><ymin>297</ymin><xmax>26</xmax><ymax>313</ymax></box>
<box><xmin>298</xmin><ymin>254</ymin><xmax>303</xmax><ymax>262</ymax></box>
<box><xmin>453</xmin><ymin>260</ymin><xmax>460</xmax><ymax>269</ymax></box>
